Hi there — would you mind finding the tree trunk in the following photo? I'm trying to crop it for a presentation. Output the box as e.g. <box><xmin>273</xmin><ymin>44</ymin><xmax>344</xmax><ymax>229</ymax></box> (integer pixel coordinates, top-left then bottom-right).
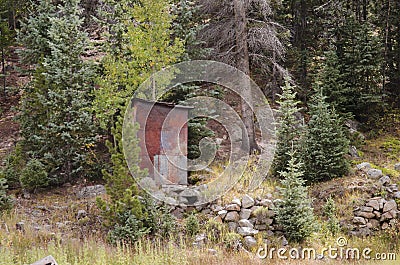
<box><xmin>233</xmin><ymin>0</ymin><xmax>260</xmax><ymax>154</ymax></box>
<box><xmin>2</xmin><ymin>47</ymin><xmax>6</xmax><ymax>97</ymax></box>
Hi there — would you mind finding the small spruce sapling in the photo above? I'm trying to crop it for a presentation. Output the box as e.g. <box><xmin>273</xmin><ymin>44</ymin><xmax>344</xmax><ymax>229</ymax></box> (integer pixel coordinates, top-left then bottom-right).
<box><xmin>275</xmin><ymin>151</ymin><xmax>317</xmax><ymax>243</ymax></box>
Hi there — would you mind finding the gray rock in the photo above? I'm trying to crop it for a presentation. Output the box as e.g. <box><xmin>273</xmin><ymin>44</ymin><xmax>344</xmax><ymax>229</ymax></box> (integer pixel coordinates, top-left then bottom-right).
<box><xmin>139</xmin><ymin>177</ymin><xmax>158</xmax><ymax>191</ymax></box>
<box><xmin>266</xmin><ymin>230</ymin><xmax>274</xmax><ymax>237</ymax></box>
<box><xmin>353</xmin><ymin>217</ymin><xmax>367</xmax><ymax>225</ymax></box>
<box><xmin>379</xmin><ymin>198</ymin><xmax>387</xmax><ymax>210</ymax></box>
<box><xmin>380</xmin><ymin>211</ymin><xmax>395</xmax><ymax>222</ymax></box>
<box><xmin>77</xmin><ymin>185</ymin><xmax>106</xmax><ymax>199</ymax></box>
<box><xmin>367</xmin><ymin>169</ymin><xmax>383</xmax><ymax>179</ymax></box>
<box><xmin>349</xmin><ymin>146</ymin><xmax>359</xmax><ymax>158</ymax></box>
<box><xmin>225</xmin><ymin>211</ymin><xmax>240</xmax><ymax>222</ymax></box>
<box><xmin>218</xmin><ymin>210</ymin><xmax>228</xmax><ymax>219</ymax></box>
<box><xmin>357</xmin><ymin>211</ymin><xmax>375</xmax><ymax>219</ymax></box>
<box><xmin>356</xmin><ymin>162</ymin><xmax>371</xmax><ymax>171</ymax></box>
<box><xmin>237</xmin><ymin>227</ymin><xmax>258</xmax><ymax>236</ymax></box>
<box><xmin>388</xmin><ymin>184</ymin><xmax>398</xmax><ymax>192</ymax></box>
<box><xmin>243</xmin><ymin>236</ymin><xmax>257</xmax><ymax>248</ymax></box>
<box><xmin>383</xmin><ymin>200</ymin><xmax>397</xmax><ymax>212</ymax></box>
<box><xmin>242</xmin><ymin>194</ymin><xmax>255</xmax><ymax>208</ymax></box>
<box><xmin>180</xmin><ymin>189</ymin><xmax>200</xmax><ymax>204</ymax></box>
<box><xmin>213</xmin><ymin>216</ymin><xmax>223</xmax><ymax>223</ymax></box>
<box><xmin>164</xmin><ymin>197</ymin><xmax>178</xmax><ymax>206</ymax></box>
<box><xmin>255</xmin><ymin>224</ymin><xmax>268</xmax><ymax>230</ymax></box>
<box><xmin>259</xmin><ymin>199</ymin><xmax>274</xmax><ymax>208</ymax></box>
<box><xmin>212</xmin><ymin>205</ymin><xmax>224</xmax><ymax>212</ymax></box>
<box><xmin>162</xmin><ymin>184</ymin><xmax>186</xmax><ymax>194</ymax></box>
<box><xmin>360</xmin><ymin>206</ymin><xmax>374</xmax><ymax>212</ymax></box>
<box><xmin>228</xmin><ymin>222</ymin><xmax>238</xmax><ymax>232</ymax></box>
<box><xmin>238</xmin><ymin>219</ymin><xmax>254</xmax><ymax>228</ymax></box>
<box><xmin>194</xmin><ymin>234</ymin><xmax>206</xmax><ymax>246</ymax></box>
<box><xmin>394</xmin><ymin>163</ymin><xmax>400</xmax><ymax>171</ymax></box>
<box><xmin>76</xmin><ymin>210</ymin><xmax>87</xmax><ymax>220</ymax></box>
<box><xmin>178</xmin><ymin>196</ymin><xmax>189</xmax><ymax>205</ymax></box>
<box><xmin>350</xmin><ymin>227</ymin><xmax>371</xmax><ymax>237</ymax></box>
<box><xmin>201</xmin><ymin>208</ymin><xmax>211</xmax><ymax>215</ymax></box>
<box><xmin>366</xmin><ymin>200</ymin><xmax>380</xmax><ymax>211</ymax></box>
<box><xmin>273</xmin><ymin>199</ymin><xmax>283</xmax><ymax>205</ymax></box>
<box><xmin>240</xmin><ymin>209</ymin><xmax>252</xmax><ymax>220</ymax></box>
<box><xmin>232</xmin><ymin>198</ymin><xmax>242</xmax><ymax>207</ymax></box>
<box><xmin>264</xmin><ymin>218</ymin><xmax>273</xmax><ymax>226</ymax></box>
<box><xmin>153</xmin><ymin>191</ymin><xmax>166</xmax><ymax>202</ymax></box>
<box><xmin>393</xmin><ymin>192</ymin><xmax>400</xmax><ymax>199</ymax></box>
<box><xmin>379</xmin><ymin>176</ymin><xmax>391</xmax><ymax>186</ymax></box>
<box><xmin>373</xmin><ymin>211</ymin><xmax>381</xmax><ymax>218</ymax></box>
<box><xmin>207</xmin><ymin>249</ymin><xmax>217</xmax><ymax>255</ymax></box>
<box><xmin>225</xmin><ymin>204</ymin><xmax>241</xmax><ymax>211</ymax></box>
<box><xmin>382</xmin><ymin>222</ymin><xmax>389</xmax><ymax>230</ymax></box>
<box><xmin>250</xmin><ymin>206</ymin><xmax>261</xmax><ymax>217</ymax></box>
<box><xmin>281</xmin><ymin>236</ymin><xmax>288</xmax><ymax>246</ymax></box>
<box><xmin>16</xmin><ymin>222</ymin><xmax>25</xmax><ymax>232</ymax></box>
<box><xmin>367</xmin><ymin>219</ymin><xmax>380</xmax><ymax>229</ymax></box>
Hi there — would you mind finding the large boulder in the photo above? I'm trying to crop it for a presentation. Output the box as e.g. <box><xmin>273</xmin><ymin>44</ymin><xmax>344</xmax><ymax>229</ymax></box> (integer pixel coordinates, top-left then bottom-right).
<box><xmin>367</xmin><ymin>169</ymin><xmax>383</xmax><ymax>179</ymax></box>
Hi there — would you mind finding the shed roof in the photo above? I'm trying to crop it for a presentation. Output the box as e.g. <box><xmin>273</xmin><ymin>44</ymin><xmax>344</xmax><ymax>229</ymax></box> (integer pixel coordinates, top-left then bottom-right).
<box><xmin>132</xmin><ymin>98</ymin><xmax>194</xmax><ymax>110</ymax></box>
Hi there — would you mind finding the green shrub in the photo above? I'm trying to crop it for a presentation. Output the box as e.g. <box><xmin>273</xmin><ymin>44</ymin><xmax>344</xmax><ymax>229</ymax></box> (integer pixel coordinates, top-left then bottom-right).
<box><xmin>223</xmin><ymin>232</ymin><xmax>242</xmax><ymax>250</ymax></box>
<box><xmin>19</xmin><ymin>159</ymin><xmax>49</xmax><ymax>192</ymax></box>
<box><xmin>0</xmin><ymin>178</ymin><xmax>13</xmax><ymax>212</ymax></box>
<box><xmin>108</xmin><ymin>210</ymin><xmax>150</xmax><ymax>245</ymax></box>
<box><xmin>185</xmin><ymin>214</ymin><xmax>200</xmax><ymax>237</ymax></box>
<box><xmin>323</xmin><ymin>196</ymin><xmax>340</xmax><ymax>236</ymax></box>
<box><xmin>204</xmin><ymin>218</ymin><xmax>228</xmax><ymax>243</ymax></box>
<box><xmin>1</xmin><ymin>144</ymin><xmax>24</xmax><ymax>188</ymax></box>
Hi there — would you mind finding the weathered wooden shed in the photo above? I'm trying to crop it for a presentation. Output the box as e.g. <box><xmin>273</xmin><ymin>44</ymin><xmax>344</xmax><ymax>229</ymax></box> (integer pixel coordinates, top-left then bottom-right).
<box><xmin>132</xmin><ymin>98</ymin><xmax>192</xmax><ymax>186</ymax></box>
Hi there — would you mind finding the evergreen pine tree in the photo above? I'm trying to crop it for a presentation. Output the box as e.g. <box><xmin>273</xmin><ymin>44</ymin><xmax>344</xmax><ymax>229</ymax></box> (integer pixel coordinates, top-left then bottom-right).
<box><xmin>302</xmin><ymin>90</ymin><xmax>349</xmax><ymax>183</ymax></box>
<box><xmin>17</xmin><ymin>0</ymin><xmax>99</xmax><ymax>187</ymax></box>
<box><xmin>275</xmin><ymin>151</ymin><xmax>317</xmax><ymax>243</ymax></box>
<box><xmin>318</xmin><ymin>49</ymin><xmax>353</xmax><ymax>117</ymax></box>
<box><xmin>271</xmin><ymin>78</ymin><xmax>303</xmax><ymax>177</ymax></box>
<box><xmin>95</xmin><ymin>0</ymin><xmax>183</xmax><ymax>241</ymax></box>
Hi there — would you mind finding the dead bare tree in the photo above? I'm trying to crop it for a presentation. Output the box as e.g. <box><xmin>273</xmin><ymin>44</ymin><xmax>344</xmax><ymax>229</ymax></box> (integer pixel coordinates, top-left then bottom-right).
<box><xmin>197</xmin><ymin>0</ymin><xmax>286</xmax><ymax>153</ymax></box>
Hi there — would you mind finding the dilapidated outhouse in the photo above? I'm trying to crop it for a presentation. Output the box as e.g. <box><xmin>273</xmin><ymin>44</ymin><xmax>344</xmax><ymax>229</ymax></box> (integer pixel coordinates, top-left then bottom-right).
<box><xmin>132</xmin><ymin>98</ymin><xmax>192</xmax><ymax>186</ymax></box>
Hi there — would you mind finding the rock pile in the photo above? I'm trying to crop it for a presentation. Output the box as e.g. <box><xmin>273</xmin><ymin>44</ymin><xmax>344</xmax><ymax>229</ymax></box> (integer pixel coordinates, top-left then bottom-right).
<box><xmin>351</xmin><ymin>162</ymin><xmax>400</xmax><ymax>236</ymax></box>
<box><xmin>212</xmin><ymin>194</ymin><xmax>282</xmax><ymax>247</ymax></box>
<box><xmin>352</xmin><ymin>197</ymin><xmax>398</xmax><ymax>235</ymax></box>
